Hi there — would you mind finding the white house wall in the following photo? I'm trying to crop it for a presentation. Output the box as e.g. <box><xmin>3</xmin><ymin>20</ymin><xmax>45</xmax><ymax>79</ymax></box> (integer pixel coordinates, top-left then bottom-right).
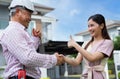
<box><xmin>82</xmin><ymin>34</ymin><xmax>91</xmax><ymax>41</ymax></box>
<box><xmin>73</xmin><ymin>35</ymin><xmax>83</xmax><ymax>41</ymax></box>
<box><xmin>31</xmin><ymin>15</ymin><xmax>57</xmax><ymax>42</ymax></box>
<box><xmin>108</xmin><ymin>26</ymin><xmax>120</xmax><ymax>40</ymax></box>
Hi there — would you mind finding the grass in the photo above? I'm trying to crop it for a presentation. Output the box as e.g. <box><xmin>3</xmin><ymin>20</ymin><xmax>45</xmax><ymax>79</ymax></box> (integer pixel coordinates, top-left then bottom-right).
<box><xmin>64</xmin><ymin>74</ymin><xmax>115</xmax><ymax>79</ymax></box>
<box><xmin>109</xmin><ymin>74</ymin><xmax>115</xmax><ymax>79</ymax></box>
<box><xmin>40</xmin><ymin>77</ymin><xmax>51</xmax><ymax>79</ymax></box>
<box><xmin>67</xmin><ymin>74</ymin><xmax>81</xmax><ymax>77</ymax></box>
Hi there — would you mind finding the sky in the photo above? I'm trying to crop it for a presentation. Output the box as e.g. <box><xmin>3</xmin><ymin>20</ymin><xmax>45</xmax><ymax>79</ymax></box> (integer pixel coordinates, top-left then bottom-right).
<box><xmin>31</xmin><ymin>0</ymin><xmax>120</xmax><ymax>41</ymax></box>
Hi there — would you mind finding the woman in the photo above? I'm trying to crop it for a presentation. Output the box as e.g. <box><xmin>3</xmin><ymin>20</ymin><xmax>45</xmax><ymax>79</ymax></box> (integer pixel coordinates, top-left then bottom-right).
<box><xmin>64</xmin><ymin>14</ymin><xmax>114</xmax><ymax>79</ymax></box>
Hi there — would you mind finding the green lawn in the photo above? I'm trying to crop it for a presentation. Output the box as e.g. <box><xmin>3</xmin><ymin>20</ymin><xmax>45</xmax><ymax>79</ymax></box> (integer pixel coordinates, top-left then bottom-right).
<box><xmin>109</xmin><ymin>74</ymin><xmax>115</xmax><ymax>79</ymax></box>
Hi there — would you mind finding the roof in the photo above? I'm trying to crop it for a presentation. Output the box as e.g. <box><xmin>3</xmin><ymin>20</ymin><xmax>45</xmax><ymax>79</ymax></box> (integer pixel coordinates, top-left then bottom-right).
<box><xmin>0</xmin><ymin>0</ymin><xmax>54</xmax><ymax>15</ymax></box>
<box><xmin>106</xmin><ymin>20</ymin><xmax>120</xmax><ymax>29</ymax></box>
<box><xmin>75</xmin><ymin>20</ymin><xmax>120</xmax><ymax>36</ymax></box>
<box><xmin>33</xmin><ymin>2</ymin><xmax>54</xmax><ymax>16</ymax></box>
<box><xmin>0</xmin><ymin>0</ymin><xmax>11</xmax><ymax>5</ymax></box>
<box><xmin>43</xmin><ymin>40</ymin><xmax>83</xmax><ymax>55</ymax></box>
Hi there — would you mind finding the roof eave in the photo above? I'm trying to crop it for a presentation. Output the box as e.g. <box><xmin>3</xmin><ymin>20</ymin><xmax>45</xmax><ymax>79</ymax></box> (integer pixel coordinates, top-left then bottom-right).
<box><xmin>0</xmin><ymin>0</ymin><xmax>11</xmax><ymax>6</ymax></box>
<box><xmin>34</xmin><ymin>2</ymin><xmax>54</xmax><ymax>16</ymax></box>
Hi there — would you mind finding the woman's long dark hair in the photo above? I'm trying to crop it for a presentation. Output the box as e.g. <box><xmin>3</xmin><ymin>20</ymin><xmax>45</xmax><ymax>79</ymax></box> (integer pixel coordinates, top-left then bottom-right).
<box><xmin>84</xmin><ymin>14</ymin><xmax>111</xmax><ymax>49</ymax></box>
<box><xmin>84</xmin><ymin>14</ymin><xmax>113</xmax><ymax>58</ymax></box>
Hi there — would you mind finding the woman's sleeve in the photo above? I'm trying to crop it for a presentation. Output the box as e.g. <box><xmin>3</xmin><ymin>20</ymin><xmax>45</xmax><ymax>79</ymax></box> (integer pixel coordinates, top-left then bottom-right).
<box><xmin>97</xmin><ymin>40</ymin><xmax>114</xmax><ymax>57</ymax></box>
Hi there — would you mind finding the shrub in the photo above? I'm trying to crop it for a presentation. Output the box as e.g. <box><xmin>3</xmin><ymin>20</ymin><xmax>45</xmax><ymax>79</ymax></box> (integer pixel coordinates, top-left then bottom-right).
<box><xmin>113</xmin><ymin>36</ymin><xmax>120</xmax><ymax>50</ymax></box>
<box><xmin>118</xmin><ymin>72</ymin><xmax>120</xmax><ymax>79</ymax></box>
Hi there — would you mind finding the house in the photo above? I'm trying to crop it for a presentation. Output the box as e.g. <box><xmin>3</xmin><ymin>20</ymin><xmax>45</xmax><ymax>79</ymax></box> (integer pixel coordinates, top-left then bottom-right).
<box><xmin>0</xmin><ymin>0</ymin><xmax>57</xmax><ymax>78</ymax></box>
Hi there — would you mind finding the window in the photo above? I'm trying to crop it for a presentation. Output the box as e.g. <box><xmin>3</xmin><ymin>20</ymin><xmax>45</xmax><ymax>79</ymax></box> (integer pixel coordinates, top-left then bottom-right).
<box><xmin>118</xmin><ymin>30</ymin><xmax>120</xmax><ymax>35</ymax></box>
<box><xmin>0</xmin><ymin>19</ymin><xmax>9</xmax><ymax>29</ymax></box>
<box><xmin>27</xmin><ymin>21</ymin><xmax>35</xmax><ymax>35</ymax></box>
<box><xmin>0</xmin><ymin>45</ymin><xmax>6</xmax><ymax>66</ymax></box>
<box><xmin>117</xmin><ymin>27</ymin><xmax>120</xmax><ymax>36</ymax></box>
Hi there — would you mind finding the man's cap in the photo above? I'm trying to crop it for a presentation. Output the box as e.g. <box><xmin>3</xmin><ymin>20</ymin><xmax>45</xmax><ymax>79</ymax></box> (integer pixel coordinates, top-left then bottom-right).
<box><xmin>9</xmin><ymin>0</ymin><xmax>35</xmax><ymax>12</ymax></box>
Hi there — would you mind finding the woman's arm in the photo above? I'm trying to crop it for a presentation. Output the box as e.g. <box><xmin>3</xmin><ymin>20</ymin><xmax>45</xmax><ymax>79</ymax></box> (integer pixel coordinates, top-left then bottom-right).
<box><xmin>68</xmin><ymin>36</ymin><xmax>104</xmax><ymax>62</ymax></box>
<box><xmin>73</xmin><ymin>43</ymin><xmax>104</xmax><ymax>62</ymax></box>
<box><xmin>64</xmin><ymin>53</ymin><xmax>83</xmax><ymax>66</ymax></box>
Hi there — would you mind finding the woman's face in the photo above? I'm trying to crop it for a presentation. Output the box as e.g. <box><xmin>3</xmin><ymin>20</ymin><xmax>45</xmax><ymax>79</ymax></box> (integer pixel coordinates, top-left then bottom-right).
<box><xmin>88</xmin><ymin>19</ymin><xmax>103</xmax><ymax>38</ymax></box>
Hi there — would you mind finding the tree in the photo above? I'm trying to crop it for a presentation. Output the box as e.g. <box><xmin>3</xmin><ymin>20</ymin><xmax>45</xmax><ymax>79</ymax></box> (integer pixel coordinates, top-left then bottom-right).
<box><xmin>113</xmin><ymin>36</ymin><xmax>120</xmax><ymax>50</ymax></box>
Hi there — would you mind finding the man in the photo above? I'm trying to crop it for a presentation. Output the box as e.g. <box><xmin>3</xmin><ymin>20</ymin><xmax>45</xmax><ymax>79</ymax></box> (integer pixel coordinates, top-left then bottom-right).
<box><xmin>0</xmin><ymin>0</ymin><xmax>64</xmax><ymax>79</ymax></box>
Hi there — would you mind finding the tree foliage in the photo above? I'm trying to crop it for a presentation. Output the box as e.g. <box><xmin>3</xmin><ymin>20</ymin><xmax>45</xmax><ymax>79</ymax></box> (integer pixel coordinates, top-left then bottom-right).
<box><xmin>113</xmin><ymin>36</ymin><xmax>120</xmax><ymax>50</ymax></box>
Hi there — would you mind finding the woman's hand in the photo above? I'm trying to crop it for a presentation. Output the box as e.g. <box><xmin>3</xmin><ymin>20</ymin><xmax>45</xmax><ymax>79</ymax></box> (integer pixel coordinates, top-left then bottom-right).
<box><xmin>67</xmin><ymin>35</ymin><xmax>76</xmax><ymax>48</ymax></box>
<box><xmin>54</xmin><ymin>53</ymin><xmax>65</xmax><ymax>65</ymax></box>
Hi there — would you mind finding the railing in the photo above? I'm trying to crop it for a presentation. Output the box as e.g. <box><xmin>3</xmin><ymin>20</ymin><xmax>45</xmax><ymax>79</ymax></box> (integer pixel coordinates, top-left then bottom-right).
<box><xmin>114</xmin><ymin>50</ymin><xmax>120</xmax><ymax>79</ymax></box>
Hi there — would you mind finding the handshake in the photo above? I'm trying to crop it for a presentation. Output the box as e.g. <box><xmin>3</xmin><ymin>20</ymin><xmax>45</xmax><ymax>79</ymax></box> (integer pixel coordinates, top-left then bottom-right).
<box><xmin>54</xmin><ymin>53</ymin><xmax>65</xmax><ymax>65</ymax></box>
<box><xmin>54</xmin><ymin>35</ymin><xmax>77</xmax><ymax>65</ymax></box>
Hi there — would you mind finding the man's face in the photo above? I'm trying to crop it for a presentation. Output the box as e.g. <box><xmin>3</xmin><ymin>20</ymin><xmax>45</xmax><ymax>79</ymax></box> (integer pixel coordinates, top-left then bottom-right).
<box><xmin>18</xmin><ymin>8</ymin><xmax>32</xmax><ymax>28</ymax></box>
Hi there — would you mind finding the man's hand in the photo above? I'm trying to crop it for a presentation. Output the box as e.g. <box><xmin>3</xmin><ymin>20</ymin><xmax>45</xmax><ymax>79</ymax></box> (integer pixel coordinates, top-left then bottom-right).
<box><xmin>54</xmin><ymin>53</ymin><xmax>65</xmax><ymax>65</ymax></box>
<box><xmin>32</xmin><ymin>28</ymin><xmax>42</xmax><ymax>38</ymax></box>
<box><xmin>32</xmin><ymin>19</ymin><xmax>42</xmax><ymax>39</ymax></box>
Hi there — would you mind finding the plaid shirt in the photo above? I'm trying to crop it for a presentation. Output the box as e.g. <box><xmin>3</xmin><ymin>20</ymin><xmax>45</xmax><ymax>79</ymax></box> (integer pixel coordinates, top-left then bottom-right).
<box><xmin>0</xmin><ymin>21</ymin><xmax>57</xmax><ymax>79</ymax></box>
